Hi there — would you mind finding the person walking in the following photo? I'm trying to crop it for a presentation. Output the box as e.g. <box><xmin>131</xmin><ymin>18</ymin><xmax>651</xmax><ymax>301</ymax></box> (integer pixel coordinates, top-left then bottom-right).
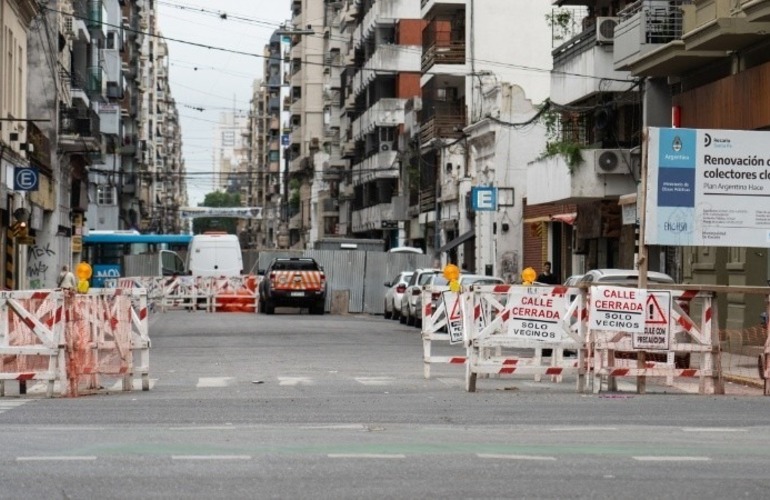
<box><xmin>57</xmin><ymin>265</ymin><xmax>77</xmax><ymax>290</ymax></box>
<box><xmin>536</xmin><ymin>261</ymin><xmax>559</xmax><ymax>285</ymax></box>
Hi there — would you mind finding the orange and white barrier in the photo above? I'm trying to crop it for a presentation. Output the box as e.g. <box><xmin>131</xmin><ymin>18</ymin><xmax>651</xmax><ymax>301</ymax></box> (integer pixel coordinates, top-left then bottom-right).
<box><xmin>589</xmin><ymin>288</ymin><xmax>722</xmax><ymax>395</ymax></box>
<box><xmin>420</xmin><ymin>286</ymin><xmax>470</xmax><ymax>379</ymax></box>
<box><xmin>0</xmin><ymin>291</ymin><xmax>65</xmax><ymax>398</ymax></box>
<box><xmin>463</xmin><ymin>285</ymin><xmax>589</xmax><ymax>392</ymax></box>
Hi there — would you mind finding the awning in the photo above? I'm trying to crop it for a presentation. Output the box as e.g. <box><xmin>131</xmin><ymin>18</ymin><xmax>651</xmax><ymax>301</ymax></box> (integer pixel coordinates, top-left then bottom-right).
<box><xmin>523</xmin><ymin>215</ymin><xmax>551</xmax><ymax>223</ymax></box>
<box><xmin>439</xmin><ymin>230</ymin><xmax>475</xmax><ymax>253</ymax></box>
<box><xmin>550</xmin><ymin>212</ymin><xmax>577</xmax><ymax>225</ymax></box>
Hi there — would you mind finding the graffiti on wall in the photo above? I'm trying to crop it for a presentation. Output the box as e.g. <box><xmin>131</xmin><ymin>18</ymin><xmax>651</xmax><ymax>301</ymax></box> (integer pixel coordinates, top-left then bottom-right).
<box><xmin>27</xmin><ymin>242</ymin><xmax>56</xmax><ymax>289</ymax></box>
<box><xmin>499</xmin><ymin>251</ymin><xmax>519</xmax><ymax>285</ymax></box>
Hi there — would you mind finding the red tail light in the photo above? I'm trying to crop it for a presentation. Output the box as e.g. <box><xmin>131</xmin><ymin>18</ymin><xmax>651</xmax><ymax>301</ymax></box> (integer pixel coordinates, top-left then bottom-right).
<box><xmin>269</xmin><ymin>272</ymin><xmax>276</xmax><ymax>281</ymax></box>
<box><xmin>431</xmin><ymin>292</ymin><xmax>440</xmax><ymax>300</ymax></box>
<box><xmin>412</xmin><ymin>288</ymin><xmax>421</xmax><ymax>296</ymax></box>
<box><xmin>396</xmin><ymin>285</ymin><xmax>406</xmax><ymax>294</ymax></box>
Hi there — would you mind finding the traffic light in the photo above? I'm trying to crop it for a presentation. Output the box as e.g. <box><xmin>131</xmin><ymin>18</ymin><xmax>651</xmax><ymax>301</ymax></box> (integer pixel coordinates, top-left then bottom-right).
<box><xmin>17</xmin><ymin>221</ymin><xmax>28</xmax><ymax>239</ymax></box>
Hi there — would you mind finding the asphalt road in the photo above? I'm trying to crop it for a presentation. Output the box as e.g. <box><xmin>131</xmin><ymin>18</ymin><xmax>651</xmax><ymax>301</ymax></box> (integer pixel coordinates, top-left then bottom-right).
<box><xmin>1</xmin><ymin>310</ymin><xmax>769</xmax><ymax>499</ymax></box>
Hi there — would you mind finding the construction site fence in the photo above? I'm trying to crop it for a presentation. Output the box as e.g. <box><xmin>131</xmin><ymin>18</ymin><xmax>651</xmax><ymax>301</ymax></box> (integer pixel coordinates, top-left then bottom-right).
<box><xmin>421</xmin><ymin>283</ymin><xmax>770</xmax><ymax>395</ymax></box>
<box><xmin>0</xmin><ymin>288</ymin><xmax>150</xmax><ymax>398</ymax></box>
<box><xmin>105</xmin><ymin>275</ymin><xmax>260</xmax><ymax>313</ymax></box>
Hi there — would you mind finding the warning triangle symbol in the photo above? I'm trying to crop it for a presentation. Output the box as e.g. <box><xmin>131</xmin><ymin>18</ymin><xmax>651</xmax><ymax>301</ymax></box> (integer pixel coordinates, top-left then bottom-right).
<box><xmin>448</xmin><ymin>294</ymin><xmax>462</xmax><ymax>321</ymax></box>
<box><xmin>645</xmin><ymin>294</ymin><xmax>668</xmax><ymax>325</ymax></box>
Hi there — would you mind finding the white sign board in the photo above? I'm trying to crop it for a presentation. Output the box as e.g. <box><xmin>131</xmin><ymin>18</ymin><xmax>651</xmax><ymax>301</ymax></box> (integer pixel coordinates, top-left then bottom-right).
<box><xmin>441</xmin><ymin>291</ymin><xmax>464</xmax><ymax>344</ymax></box>
<box><xmin>506</xmin><ymin>293</ymin><xmax>567</xmax><ymax>341</ymax></box>
<box><xmin>632</xmin><ymin>291</ymin><xmax>671</xmax><ymax>350</ymax></box>
<box><xmin>646</xmin><ymin>127</ymin><xmax>770</xmax><ymax>247</ymax></box>
<box><xmin>589</xmin><ymin>286</ymin><xmax>646</xmax><ymax>334</ymax></box>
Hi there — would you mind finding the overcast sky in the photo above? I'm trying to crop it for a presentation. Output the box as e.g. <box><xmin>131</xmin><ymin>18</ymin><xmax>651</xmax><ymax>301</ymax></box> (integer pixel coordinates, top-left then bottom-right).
<box><xmin>157</xmin><ymin>1</ymin><xmax>291</xmax><ymax>206</ymax></box>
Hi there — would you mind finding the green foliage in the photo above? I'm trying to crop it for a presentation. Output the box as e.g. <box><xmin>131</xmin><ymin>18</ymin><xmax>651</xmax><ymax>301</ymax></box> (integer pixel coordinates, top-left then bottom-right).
<box><xmin>546</xmin><ymin>9</ymin><xmax>575</xmax><ymax>43</ymax></box>
<box><xmin>192</xmin><ymin>191</ymin><xmax>242</xmax><ymax>234</ymax></box>
<box><xmin>289</xmin><ymin>179</ymin><xmax>300</xmax><ymax>210</ymax></box>
<box><xmin>536</xmin><ymin>100</ymin><xmax>584</xmax><ymax>173</ymax></box>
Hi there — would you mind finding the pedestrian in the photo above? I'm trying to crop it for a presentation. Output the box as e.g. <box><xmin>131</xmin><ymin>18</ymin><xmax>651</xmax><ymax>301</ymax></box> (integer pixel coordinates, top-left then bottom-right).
<box><xmin>536</xmin><ymin>261</ymin><xmax>559</xmax><ymax>285</ymax></box>
<box><xmin>57</xmin><ymin>265</ymin><xmax>77</xmax><ymax>290</ymax></box>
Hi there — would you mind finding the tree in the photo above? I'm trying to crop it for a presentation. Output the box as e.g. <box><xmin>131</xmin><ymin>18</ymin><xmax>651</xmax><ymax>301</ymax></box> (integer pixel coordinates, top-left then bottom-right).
<box><xmin>192</xmin><ymin>191</ymin><xmax>241</xmax><ymax>234</ymax></box>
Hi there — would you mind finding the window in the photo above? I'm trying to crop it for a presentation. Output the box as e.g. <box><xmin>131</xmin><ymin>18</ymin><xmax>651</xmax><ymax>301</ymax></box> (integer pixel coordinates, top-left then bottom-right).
<box><xmin>96</xmin><ymin>185</ymin><xmax>116</xmax><ymax>205</ymax></box>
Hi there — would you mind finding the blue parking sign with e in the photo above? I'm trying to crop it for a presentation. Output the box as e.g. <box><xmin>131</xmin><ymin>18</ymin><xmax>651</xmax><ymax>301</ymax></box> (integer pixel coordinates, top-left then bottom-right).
<box><xmin>471</xmin><ymin>187</ymin><xmax>497</xmax><ymax>211</ymax></box>
<box><xmin>14</xmin><ymin>166</ymin><xmax>39</xmax><ymax>191</ymax></box>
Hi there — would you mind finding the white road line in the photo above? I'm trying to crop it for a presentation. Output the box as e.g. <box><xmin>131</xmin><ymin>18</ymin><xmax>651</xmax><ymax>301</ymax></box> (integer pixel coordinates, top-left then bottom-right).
<box><xmin>477</xmin><ymin>454</ymin><xmax>556</xmax><ymax>461</ymax></box>
<box><xmin>436</xmin><ymin>378</ymin><xmax>463</xmax><ymax>386</ymax></box>
<box><xmin>549</xmin><ymin>427</ymin><xmax>619</xmax><ymax>432</ymax></box>
<box><xmin>355</xmin><ymin>377</ymin><xmax>395</xmax><ymax>386</ymax></box>
<box><xmin>682</xmin><ymin>427</ymin><xmax>747</xmax><ymax>433</ymax></box>
<box><xmin>0</xmin><ymin>400</ymin><xmax>31</xmax><ymax>413</ymax></box>
<box><xmin>300</xmin><ymin>424</ymin><xmax>367</xmax><ymax>430</ymax></box>
<box><xmin>107</xmin><ymin>379</ymin><xmax>158</xmax><ymax>391</ymax></box>
<box><xmin>633</xmin><ymin>456</ymin><xmax>710</xmax><ymax>462</ymax></box>
<box><xmin>171</xmin><ymin>455</ymin><xmax>251</xmax><ymax>460</ymax></box>
<box><xmin>328</xmin><ymin>454</ymin><xmax>405</xmax><ymax>459</ymax></box>
<box><xmin>196</xmin><ymin>377</ymin><xmax>236</xmax><ymax>388</ymax></box>
<box><xmin>168</xmin><ymin>426</ymin><xmax>238</xmax><ymax>431</ymax></box>
<box><xmin>17</xmin><ymin>456</ymin><xmax>97</xmax><ymax>462</ymax></box>
<box><xmin>278</xmin><ymin>377</ymin><xmax>314</xmax><ymax>386</ymax></box>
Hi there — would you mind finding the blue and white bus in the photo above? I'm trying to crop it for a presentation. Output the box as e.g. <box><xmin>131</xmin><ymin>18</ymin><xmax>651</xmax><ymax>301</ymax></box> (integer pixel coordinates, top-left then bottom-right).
<box><xmin>82</xmin><ymin>231</ymin><xmax>192</xmax><ymax>286</ymax></box>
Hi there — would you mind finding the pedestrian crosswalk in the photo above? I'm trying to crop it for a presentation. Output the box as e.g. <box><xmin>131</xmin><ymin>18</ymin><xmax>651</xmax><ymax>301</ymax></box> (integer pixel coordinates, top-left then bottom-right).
<box><xmin>0</xmin><ymin>400</ymin><xmax>31</xmax><ymax>415</ymax></box>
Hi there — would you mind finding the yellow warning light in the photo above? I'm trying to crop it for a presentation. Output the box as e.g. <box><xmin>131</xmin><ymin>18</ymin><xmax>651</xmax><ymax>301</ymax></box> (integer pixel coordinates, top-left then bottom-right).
<box><xmin>521</xmin><ymin>267</ymin><xmax>537</xmax><ymax>285</ymax></box>
<box><xmin>76</xmin><ymin>261</ymin><xmax>93</xmax><ymax>280</ymax></box>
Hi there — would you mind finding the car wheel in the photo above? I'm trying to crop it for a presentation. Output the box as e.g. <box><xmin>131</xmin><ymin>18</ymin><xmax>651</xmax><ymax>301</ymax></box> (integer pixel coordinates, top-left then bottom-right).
<box><xmin>383</xmin><ymin>301</ymin><xmax>392</xmax><ymax>320</ymax></box>
<box><xmin>399</xmin><ymin>310</ymin><xmax>407</xmax><ymax>324</ymax></box>
<box><xmin>406</xmin><ymin>312</ymin><xmax>415</xmax><ymax>326</ymax></box>
<box><xmin>311</xmin><ymin>300</ymin><xmax>325</xmax><ymax>315</ymax></box>
<box><xmin>264</xmin><ymin>299</ymin><xmax>275</xmax><ymax>315</ymax></box>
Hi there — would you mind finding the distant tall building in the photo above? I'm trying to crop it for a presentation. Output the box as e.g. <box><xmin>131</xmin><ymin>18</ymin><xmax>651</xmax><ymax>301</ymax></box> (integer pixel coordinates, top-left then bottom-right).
<box><xmin>214</xmin><ymin>111</ymin><xmax>249</xmax><ymax>194</ymax></box>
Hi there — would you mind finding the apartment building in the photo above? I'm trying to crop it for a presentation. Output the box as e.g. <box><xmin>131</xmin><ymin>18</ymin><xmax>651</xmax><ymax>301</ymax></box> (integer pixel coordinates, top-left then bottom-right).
<box><xmin>525</xmin><ymin>1</ymin><xmax>642</xmax><ymax>282</ymax></box>
<box><xmin>1</xmin><ymin>0</ymin><xmax>39</xmax><ymax>290</ymax></box>
<box><xmin>340</xmin><ymin>0</ymin><xmax>422</xmax><ymax>248</ymax></box>
<box><xmin>412</xmin><ymin>0</ymin><xmax>552</xmax><ymax>278</ymax></box>
<box><xmin>283</xmin><ymin>0</ymin><xmax>327</xmax><ymax>248</ymax></box>
<box><xmin>615</xmin><ymin>0</ymin><xmax>770</xmax><ymax>328</ymax></box>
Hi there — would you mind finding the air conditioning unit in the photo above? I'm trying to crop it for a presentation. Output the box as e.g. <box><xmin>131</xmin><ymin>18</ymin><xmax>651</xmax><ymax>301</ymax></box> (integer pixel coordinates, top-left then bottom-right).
<box><xmin>380</xmin><ymin>142</ymin><xmax>394</xmax><ymax>152</ymax></box>
<box><xmin>595</xmin><ymin>17</ymin><xmax>618</xmax><ymax>44</ymax></box>
<box><xmin>592</xmin><ymin>149</ymin><xmax>631</xmax><ymax>175</ymax></box>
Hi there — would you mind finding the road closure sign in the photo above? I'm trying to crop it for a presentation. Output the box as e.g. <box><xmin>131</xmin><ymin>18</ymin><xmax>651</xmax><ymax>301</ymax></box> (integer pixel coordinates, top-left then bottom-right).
<box><xmin>506</xmin><ymin>293</ymin><xmax>567</xmax><ymax>341</ymax></box>
<box><xmin>633</xmin><ymin>291</ymin><xmax>671</xmax><ymax>350</ymax></box>
<box><xmin>442</xmin><ymin>291</ymin><xmax>464</xmax><ymax>344</ymax></box>
<box><xmin>589</xmin><ymin>286</ymin><xmax>647</xmax><ymax>334</ymax></box>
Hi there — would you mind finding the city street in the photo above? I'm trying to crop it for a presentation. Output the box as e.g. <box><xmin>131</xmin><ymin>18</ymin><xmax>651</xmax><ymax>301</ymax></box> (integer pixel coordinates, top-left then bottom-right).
<box><xmin>1</xmin><ymin>310</ymin><xmax>770</xmax><ymax>499</ymax></box>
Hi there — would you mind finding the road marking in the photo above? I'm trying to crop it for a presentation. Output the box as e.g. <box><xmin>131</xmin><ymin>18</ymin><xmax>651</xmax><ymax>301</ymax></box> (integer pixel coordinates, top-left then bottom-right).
<box><xmin>355</xmin><ymin>377</ymin><xmax>394</xmax><ymax>386</ymax></box>
<box><xmin>328</xmin><ymin>454</ymin><xmax>405</xmax><ymax>459</ymax></box>
<box><xmin>477</xmin><ymin>454</ymin><xmax>556</xmax><ymax>461</ymax></box>
<box><xmin>549</xmin><ymin>427</ymin><xmax>618</xmax><ymax>432</ymax></box>
<box><xmin>0</xmin><ymin>400</ymin><xmax>31</xmax><ymax>414</ymax></box>
<box><xmin>107</xmin><ymin>379</ymin><xmax>158</xmax><ymax>391</ymax></box>
<box><xmin>172</xmin><ymin>455</ymin><xmax>251</xmax><ymax>460</ymax></box>
<box><xmin>300</xmin><ymin>424</ymin><xmax>367</xmax><ymax>430</ymax></box>
<box><xmin>17</xmin><ymin>456</ymin><xmax>97</xmax><ymax>462</ymax></box>
<box><xmin>196</xmin><ymin>377</ymin><xmax>236</xmax><ymax>388</ymax></box>
<box><xmin>278</xmin><ymin>376</ymin><xmax>314</xmax><ymax>386</ymax></box>
<box><xmin>633</xmin><ymin>456</ymin><xmax>710</xmax><ymax>462</ymax></box>
<box><xmin>436</xmin><ymin>378</ymin><xmax>463</xmax><ymax>386</ymax></box>
<box><xmin>681</xmin><ymin>427</ymin><xmax>747</xmax><ymax>433</ymax></box>
<box><xmin>168</xmin><ymin>426</ymin><xmax>238</xmax><ymax>431</ymax></box>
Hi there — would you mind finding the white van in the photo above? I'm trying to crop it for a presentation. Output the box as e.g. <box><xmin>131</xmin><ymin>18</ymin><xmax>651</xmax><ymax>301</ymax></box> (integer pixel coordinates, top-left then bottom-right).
<box><xmin>187</xmin><ymin>233</ymin><xmax>243</xmax><ymax>277</ymax></box>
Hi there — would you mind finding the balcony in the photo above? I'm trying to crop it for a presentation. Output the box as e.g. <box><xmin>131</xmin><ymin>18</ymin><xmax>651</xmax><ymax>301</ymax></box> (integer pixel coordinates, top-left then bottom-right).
<box><xmin>419</xmin><ymin>106</ymin><xmax>465</xmax><ymax>145</ymax></box>
<box><xmin>352</xmin><ymin>203</ymin><xmax>397</xmax><ymax>233</ymax></box>
<box><xmin>422</xmin><ymin>17</ymin><xmax>466</xmax><ymax>73</ymax></box>
<box><xmin>351</xmin><ymin>149</ymin><xmax>398</xmax><ymax>187</ymax></box>
<box><xmin>88</xmin><ymin>0</ymin><xmax>106</xmax><ymax>38</ymax></box>
<box><xmin>681</xmin><ymin>0</ymin><xmax>770</xmax><ymax>50</ymax></box>
<box><xmin>420</xmin><ymin>0</ymin><xmax>465</xmax><ymax>17</ymax></box>
<box><xmin>352</xmin><ymin>44</ymin><xmax>421</xmax><ymax>97</ymax></box>
<box><xmin>551</xmin><ymin>29</ymin><xmax>636</xmax><ymax>106</ymax></box>
<box><xmin>743</xmin><ymin>0</ymin><xmax>770</xmax><ymax>22</ymax></box>
<box><xmin>351</xmin><ymin>98</ymin><xmax>406</xmax><ymax>141</ymax></box>
<box><xmin>525</xmin><ymin>149</ymin><xmax>637</xmax><ymax>205</ymax></box>
<box><xmin>59</xmin><ymin>107</ymin><xmax>102</xmax><ymax>152</ymax></box>
<box><xmin>355</xmin><ymin>0</ymin><xmax>419</xmax><ymax>49</ymax></box>
<box><xmin>88</xmin><ymin>66</ymin><xmax>105</xmax><ymax>97</ymax></box>
<box><xmin>322</xmin><ymin>198</ymin><xmax>339</xmax><ymax>215</ymax></box>
<box><xmin>614</xmin><ymin>0</ymin><xmax>686</xmax><ymax>71</ymax></box>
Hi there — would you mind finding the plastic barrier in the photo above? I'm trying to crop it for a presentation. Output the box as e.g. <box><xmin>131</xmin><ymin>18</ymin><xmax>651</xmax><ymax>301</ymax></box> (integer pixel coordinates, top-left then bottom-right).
<box><xmin>208</xmin><ymin>276</ymin><xmax>259</xmax><ymax>313</ymax></box>
<box><xmin>463</xmin><ymin>285</ymin><xmax>589</xmax><ymax>392</ymax></box>
<box><xmin>420</xmin><ymin>286</ymin><xmax>469</xmax><ymax>379</ymax></box>
<box><xmin>0</xmin><ymin>291</ymin><xmax>65</xmax><ymax>398</ymax></box>
<box><xmin>590</xmin><ymin>288</ymin><xmax>723</xmax><ymax>395</ymax></box>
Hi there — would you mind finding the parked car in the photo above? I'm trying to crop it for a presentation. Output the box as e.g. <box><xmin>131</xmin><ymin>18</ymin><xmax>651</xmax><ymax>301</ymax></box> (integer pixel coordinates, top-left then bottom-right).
<box><xmin>399</xmin><ymin>268</ymin><xmax>440</xmax><ymax>327</ymax></box>
<box><xmin>563</xmin><ymin>274</ymin><xmax>584</xmax><ymax>287</ymax></box>
<box><xmin>258</xmin><ymin>257</ymin><xmax>327</xmax><ymax>315</ymax></box>
<box><xmin>383</xmin><ymin>271</ymin><xmax>413</xmax><ymax>320</ymax></box>
<box><xmin>424</xmin><ymin>274</ymin><xmax>506</xmax><ymax>320</ymax></box>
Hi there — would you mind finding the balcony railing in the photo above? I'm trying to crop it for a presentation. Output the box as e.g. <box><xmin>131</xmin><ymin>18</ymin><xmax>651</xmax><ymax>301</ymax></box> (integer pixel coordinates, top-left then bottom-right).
<box><xmin>60</xmin><ymin>107</ymin><xmax>101</xmax><ymax>137</ymax></box>
<box><xmin>419</xmin><ymin>113</ymin><xmax>465</xmax><ymax>145</ymax></box>
<box><xmin>88</xmin><ymin>0</ymin><xmax>103</xmax><ymax>30</ymax></box>
<box><xmin>422</xmin><ymin>41</ymin><xmax>465</xmax><ymax>72</ymax></box>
